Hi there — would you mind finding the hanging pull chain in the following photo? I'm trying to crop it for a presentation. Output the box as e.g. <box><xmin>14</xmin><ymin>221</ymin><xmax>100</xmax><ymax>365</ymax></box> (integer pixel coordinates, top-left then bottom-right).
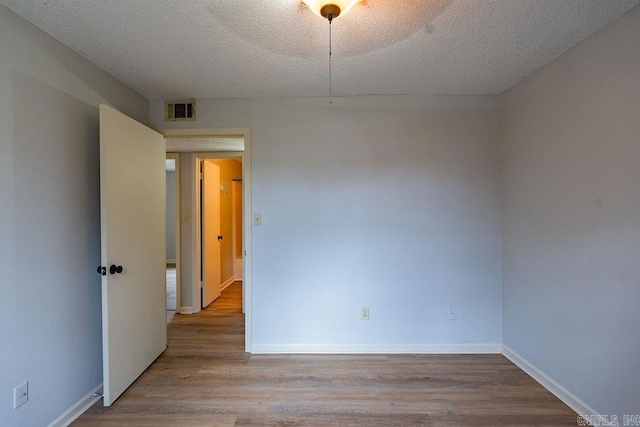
<box><xmin>328</xmin><ymin>13</ymin><xmax>333</xmax><ymax>104</ymax></box>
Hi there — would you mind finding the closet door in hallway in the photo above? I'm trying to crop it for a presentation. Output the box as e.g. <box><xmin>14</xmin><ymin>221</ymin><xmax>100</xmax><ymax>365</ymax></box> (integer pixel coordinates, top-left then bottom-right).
<box><xmin>202</xmin><ymin>160</ymin><xmax>221</xmax><ymax>308</ymax></box>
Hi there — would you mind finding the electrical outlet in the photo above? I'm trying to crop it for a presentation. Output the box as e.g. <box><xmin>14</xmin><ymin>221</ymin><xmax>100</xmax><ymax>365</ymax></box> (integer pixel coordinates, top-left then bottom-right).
<box><xmin>361</xmin><ymin>307</ymin><xmax>370</xmax><ymax>320</ymax></box>
<box><xmin>13</xmin><ymin>381</ymin><xmax>28</xmax><ymax>410</ymax></box>
<box><xmin>448</xmin><ymin>307</ymin><xmax>457</xmax><ymax>320</ymax></box>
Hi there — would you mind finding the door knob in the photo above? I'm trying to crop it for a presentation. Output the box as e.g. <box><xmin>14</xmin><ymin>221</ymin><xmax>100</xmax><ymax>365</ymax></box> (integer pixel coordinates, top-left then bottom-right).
<box><xmin>218</xmin><ymin>235</ymin><xmax>223</xmax><ymax>241</ymax></box>
<box><xmin>97</xmin><ymin>266</ymin><xmax>106</xmax><ymax>276</ymax></box>
<box><xmin>109</xmin><ymin>265</ymin><xmax>123</xmax><ymax>274</ymax></box>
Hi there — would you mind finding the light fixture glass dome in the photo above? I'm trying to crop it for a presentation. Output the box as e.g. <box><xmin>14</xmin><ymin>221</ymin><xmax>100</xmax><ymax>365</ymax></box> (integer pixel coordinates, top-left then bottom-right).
<box><xmin>301</xmin><ymin>0</ymin><xmax>361</xmax><ymax>19</ymax></box>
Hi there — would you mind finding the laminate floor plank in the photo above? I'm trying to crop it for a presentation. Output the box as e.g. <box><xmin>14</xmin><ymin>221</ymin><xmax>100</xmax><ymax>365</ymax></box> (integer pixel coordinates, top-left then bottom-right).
<box><xmin>166</xmin><ymin>267</ymin><xmax>176</xmax><ymax>311</ymax></box>
<box><xmin>74</xmin><ymin>282</ymin><xmax>577</xmax><ymax>426</ymax></box>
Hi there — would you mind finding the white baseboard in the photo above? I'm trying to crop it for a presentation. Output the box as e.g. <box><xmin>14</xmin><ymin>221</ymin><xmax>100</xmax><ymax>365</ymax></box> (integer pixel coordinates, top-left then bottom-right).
<box><xmin>179</xmin><ymin>306</ymin><xmax>195</xmax><ymax>314</ymax></box>
<box><xmin>252</xmin><ymin>343</ymin><xmax>502</xmax><ymax>354</ymax></box>
<box><xmin>47</xmin><ymin>383</ymin><xmax>102</xmax><ymax>427</ymax></box>
<box><xmin>502</xmin><ymin>345</ymin><xmax>597</xmax><ymax>417</ymax></box>
<box><xmin>220</xmin><ymin>277</ymin><xmax>235</xmax><ymax>292</ymax></box>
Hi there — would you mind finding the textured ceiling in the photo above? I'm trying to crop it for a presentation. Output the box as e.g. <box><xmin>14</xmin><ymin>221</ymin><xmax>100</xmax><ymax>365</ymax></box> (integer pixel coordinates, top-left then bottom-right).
<box><xmin>2</xmin><ymin>0</ymin><xmax>638</xmax><ymax>99</ymax></box>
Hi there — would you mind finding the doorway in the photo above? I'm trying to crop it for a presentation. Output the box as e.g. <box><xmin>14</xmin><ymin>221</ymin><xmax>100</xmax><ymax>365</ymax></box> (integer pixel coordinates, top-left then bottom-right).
<box><xmin>162</xmin><ymin>128</ymin><xmax>253</xmax><ymax>352</ymax></box>
<box><xmin>198</xmin><ymin>157</ymin><xmax>243</xmax><ymax>309</ymax></box>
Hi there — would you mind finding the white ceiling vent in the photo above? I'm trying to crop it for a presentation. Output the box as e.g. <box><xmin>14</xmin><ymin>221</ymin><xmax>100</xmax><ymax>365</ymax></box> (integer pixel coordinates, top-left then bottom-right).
<box><xmin>165</xmin><ymin>99</ymin><xmax>195</xmax><ymax>121</ymax></box>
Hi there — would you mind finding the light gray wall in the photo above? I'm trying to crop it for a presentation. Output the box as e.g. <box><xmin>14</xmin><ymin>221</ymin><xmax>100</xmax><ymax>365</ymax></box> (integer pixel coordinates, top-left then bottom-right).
<box><xmin>166</xmin><ymin>171</ymin><xmax>176</xmax><ymax>262</ymax></box>
<box><xmin>0</xmin><ymin>6</ymin><xmax>148</xmax><ymax>426</ymax></box>
<box><xmin>502</xmin><ymin>5</ymin><xmax>640</xmax><ymax>418</ymax></box>
<box><xmin>151</xmin><ymin>96</ymin><xmax>503</xmax><ymax>351</ymax></box>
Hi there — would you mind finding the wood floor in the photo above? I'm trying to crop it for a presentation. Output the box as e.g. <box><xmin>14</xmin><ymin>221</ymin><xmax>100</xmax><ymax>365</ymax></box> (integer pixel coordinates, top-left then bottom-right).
<box><xmin>75</xmin><ymin>282</ymin><xmax>577</xmax><ymax>426</ymax></box>
<box><xmin>166</xmin><ymin>267</ymin><xmax>176</xmax><ymax>311</ymax></box>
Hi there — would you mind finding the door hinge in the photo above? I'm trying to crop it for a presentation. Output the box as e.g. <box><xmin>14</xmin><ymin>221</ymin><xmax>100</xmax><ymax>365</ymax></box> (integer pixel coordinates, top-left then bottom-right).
<box><xmin>200</xmin><ymin>280</ymin><xmax>204</xmax><ymax>289</ymax></box>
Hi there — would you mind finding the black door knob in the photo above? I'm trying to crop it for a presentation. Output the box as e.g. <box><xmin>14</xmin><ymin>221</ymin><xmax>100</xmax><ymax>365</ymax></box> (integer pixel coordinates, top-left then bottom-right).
<box><xmin>109</xmin><ymin>265</ymin><xmax>123</xmax><ymax>274</ymax></box>
<box><xmin>218</xmin><ymin>235</ymin><xmax>223</xmax><ymax>241</ymax></box>
<box><xmin>97</xmin><ymin>266</ymin><xmax>106</xmax><ymax>276</ymax></box>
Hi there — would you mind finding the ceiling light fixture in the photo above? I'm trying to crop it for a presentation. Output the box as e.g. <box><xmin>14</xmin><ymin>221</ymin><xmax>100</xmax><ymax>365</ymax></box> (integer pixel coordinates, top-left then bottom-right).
<box><xmin>301</xmin><ymin>0</ymin><xmax>360</xmax><ymax>20</ymax></box>
<box><xmin>302</xmin><ymin>1</ymin><xmax>361</xmax><ymax>103</ymax></box>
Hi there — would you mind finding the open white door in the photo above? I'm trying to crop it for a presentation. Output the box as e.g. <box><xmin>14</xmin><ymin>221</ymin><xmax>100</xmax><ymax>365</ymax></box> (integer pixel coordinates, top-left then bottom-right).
<box><xmin>202</xmin><ymin>160</ymin><xmax>221</xmax><ymax>308</ymax></box>
<box><xmin>99</xmin><ymin>105</ymin><xmax>166</xmax><ymax>406</ymax></box>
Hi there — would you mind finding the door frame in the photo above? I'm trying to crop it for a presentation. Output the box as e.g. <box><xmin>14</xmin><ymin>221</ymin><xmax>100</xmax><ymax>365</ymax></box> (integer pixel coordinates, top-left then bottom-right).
<box><xmin>232</xmin><ymin>179</ymin><xmax>243</xmax><ymax>281</ymax></box>
<box><xmin>166</xmin><ymin>152</ymin><xmax>181</xmax><ymax>312</ymax></box>
<box><xmin>161</xmin><ymin>128</ymin><xmax>252</xmax><ymax>353</ymax></box>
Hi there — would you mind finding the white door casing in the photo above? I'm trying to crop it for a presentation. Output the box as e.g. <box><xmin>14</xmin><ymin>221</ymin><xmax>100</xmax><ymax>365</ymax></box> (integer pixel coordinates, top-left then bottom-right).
<box><xmin>99</xmin><ymin>105</ymin><xmax>167</xmax><ymax>406</ymax></box>
<box><xmin>202</xmin><ymin>160</ymin><xmax>221</xmax><ymax>308</ymax></box>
